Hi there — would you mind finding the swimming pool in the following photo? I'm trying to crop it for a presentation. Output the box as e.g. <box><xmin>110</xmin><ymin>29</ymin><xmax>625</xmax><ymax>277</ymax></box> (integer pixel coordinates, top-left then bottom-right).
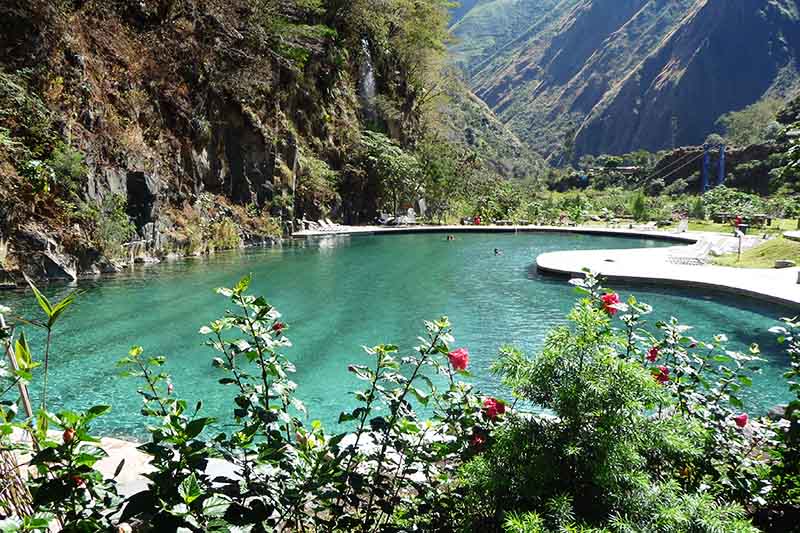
<box><xmin>1</xmin><ymin>232</ymin><xmax>793</xmax><ymax>438</ymax></box>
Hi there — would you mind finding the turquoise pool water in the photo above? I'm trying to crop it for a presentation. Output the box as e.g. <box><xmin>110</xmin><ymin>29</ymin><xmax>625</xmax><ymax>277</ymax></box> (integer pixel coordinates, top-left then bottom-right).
<box><xmin>1</xmin><ymin>232</ymin><xmax>795</xmax><ymax>438</ymax></box>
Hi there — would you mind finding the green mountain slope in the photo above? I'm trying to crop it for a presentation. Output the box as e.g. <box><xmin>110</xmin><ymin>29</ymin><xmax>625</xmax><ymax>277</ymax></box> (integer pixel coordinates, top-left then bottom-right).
<box><xmin>440</xmin><ymin>78</ymin><xmax>547</xmax><ymax>179</ymax></box>
<box><xmin>455</xmin><ymin>0</ymin><xmax>800</xmax><ymax>161</ymax></box>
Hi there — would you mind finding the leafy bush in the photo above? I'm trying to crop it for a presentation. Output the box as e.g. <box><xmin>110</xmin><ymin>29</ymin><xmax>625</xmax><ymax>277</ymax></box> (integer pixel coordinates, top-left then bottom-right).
<box><xmin>47</xmin><ymin>143</ymin><xmax>86</xmax><ymax>196</ymax></box>
<box><xmin>1</xmin><ymin>274</ymin><xmax>797</xmax><ymax>532</ymax></box>
<box><xmin>702</xmin><ymin>186</ymin><xmax>766</xmax><ymax>218</ymax></box>
<box><xmin>630</xmin><ymin>191</ymin><xmax>648</xmax><ymax>221</ymax></box>
<box><xmin>77</xmin><ymin>194</ymin><xmax>136</xmax><ymax>258</ymax></box>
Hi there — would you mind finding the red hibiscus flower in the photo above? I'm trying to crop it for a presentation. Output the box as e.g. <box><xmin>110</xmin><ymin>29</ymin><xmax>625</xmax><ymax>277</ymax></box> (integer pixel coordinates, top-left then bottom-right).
<box><xmin>448</xmin><ymin>348</ymin><xmax>469</xmax><ymax>371</ymax></box>
<box><xmin>654</xmin><ymin>366</ymin><xmax>670</xmax><ymax>384</ymax></box>
<box><xmin>483</xmin><ymin>398</ymin><xmax>506</xmax><ymax>420</ymax></box>
<box><xmin>470</xmin><ymin>431</ymin><xmax>486</xmax><ymax>449</ymax></box>
<box><xmin>272</xmin><ymin>322</ymin><xmax>285</xmax><ymax>333</ymax></box>
<box><xmin>734</xmin><ymin>413</ymin><xmax>748</xmax><ymax>428</ymax></box>
<box><xmin>601</xmin><ymin>293</ymin><xmax>621</xmax><ymax>315</ymax></box>
<box><xmin>646</xmin><ymin>346</ymin><xmax>659</xmax><ymax>363</ymax></box>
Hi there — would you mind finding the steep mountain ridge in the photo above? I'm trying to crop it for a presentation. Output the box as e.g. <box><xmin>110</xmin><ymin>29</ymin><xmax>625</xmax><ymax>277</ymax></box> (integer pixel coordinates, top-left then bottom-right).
<box><xmin>454</xmin><ymin>0</ymin><xmax>800</xmax><ymax>161</ymax></box>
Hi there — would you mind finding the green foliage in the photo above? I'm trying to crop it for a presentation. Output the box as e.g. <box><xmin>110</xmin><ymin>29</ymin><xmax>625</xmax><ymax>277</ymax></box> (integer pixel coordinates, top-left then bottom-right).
<box><xmin>630</xmin><ymin>191</ymin><xmax>648</xmax><ymax>221</ymax></box>
<box><xmin>445</xmin><ymin>273</ymin><xmax>767</xmax><ymax>532</ymax></box>
<box><xmin>767</xmin><ymin>317</ymin><xmax>800</xmax><ymax>510</ymax></box>
<box><xmin>47</xmin><ymin>143</ymin><xmax>86</xmax><ymax>195</ymax></box>
<box><xmin>2</xmin><ymin>273</ymin><xmax>797</xmax><ymax>532</ymax></box>
<box><xmin>701</xmin><ymin>186</ymin><xmax>766</xmax><ymax>218</ymax></box>
<box><xmin>689</xmin><ymin>195</ymin><xmax>706</xmax><ymax>219</ymax></box>
<box><xmin>360</xmin><ymin>130</ymin><xmax>423</xmax><ymax>215</ymax></box>
<box><xmin>77</xmin><ymin>194</ymin><xmax>136</xmax><ymax>259</ymax></box>
<box><xmin>297</xmin><ymin>155</ymin><xmax>340</xmax><ymax>218</ymax></box>
<box><xmin>717</xmin><ymin>98</ymin><xmax>784</xmax><ymax>147</ymax></box>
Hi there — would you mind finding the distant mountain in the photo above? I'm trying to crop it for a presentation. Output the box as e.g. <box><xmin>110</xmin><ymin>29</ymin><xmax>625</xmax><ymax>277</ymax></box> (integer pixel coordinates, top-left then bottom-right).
<box><xmin>440</xmin><ymin>77</ymin><xmax>547</xmax><ymax>180</ymax></box>
<box><xmin>450</xmin><ymin>0</ymin><xmax>483</xmax><ymax>25</ymax></box>
<box><xmin>452</xmin><ymin>0</ymin><xmax>800</xmax><ymax>162</ymax></box>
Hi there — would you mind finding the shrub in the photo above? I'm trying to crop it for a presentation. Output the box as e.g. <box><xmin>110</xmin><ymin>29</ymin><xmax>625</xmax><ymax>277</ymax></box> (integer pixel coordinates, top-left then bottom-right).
<box><xmin>702</xmin><ymin>186</ymin><xmax>765</xmax><ymax>217</ymax></box>
<box><xmin>77</xmin><ymin>194</ymin><xmax>137</xmax><ymax>258</ymax></box>
<box><xmin>48</xmin><ymin>143</ymin><xmax>86</xmax><ymax>195</ymax></box>
<box><xmin>0</xmin><ymin>273</ymin><xmax>793</xmax><ymax>532</ymax></box>
<box><xmin>689</xmin><ymin>195</ymin><xmax>706</xmax><ymax>219</ymax></box>
<box><xmin>630</xmin><ymin>191</ymin><xmax>648</xmax><ymax>221</ymax></box>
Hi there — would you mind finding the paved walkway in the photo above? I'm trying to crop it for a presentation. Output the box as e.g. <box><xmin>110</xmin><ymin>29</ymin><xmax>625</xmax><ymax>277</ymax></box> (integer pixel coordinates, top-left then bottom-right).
<box><xmin>537</xmin><ymin>239</ymin><xmax>800</xmax><ymax>308</ymax></box>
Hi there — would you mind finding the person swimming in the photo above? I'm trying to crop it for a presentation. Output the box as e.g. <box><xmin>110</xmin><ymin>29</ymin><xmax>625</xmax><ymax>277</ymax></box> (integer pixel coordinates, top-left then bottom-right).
<box><xmin>446</xmin><ymin>235</ymin><xmax>455</xmax><ymax>241</ymax></box>
<box><xmin>494</xmin><ymin>248</ymin><xmax>503</xmax><ymax>255</ymax></box>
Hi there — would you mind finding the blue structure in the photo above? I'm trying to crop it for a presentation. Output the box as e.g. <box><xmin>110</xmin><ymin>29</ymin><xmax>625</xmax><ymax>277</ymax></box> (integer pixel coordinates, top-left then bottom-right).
<box><xmin>702</xmin><ymin>144</ymin><xmax>710</xmax><ymax>193</ymax></box>
<box><xmin>701</xmin><ymin>143</ymin><xmax>726</xmax><ymax>192</ymax></box>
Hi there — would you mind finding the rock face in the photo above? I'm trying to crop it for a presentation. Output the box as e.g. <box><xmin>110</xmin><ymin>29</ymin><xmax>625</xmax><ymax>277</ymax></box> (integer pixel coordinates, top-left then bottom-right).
<box><xmin>0</xmin><ymin>0</ymin><xmax>432</xmax><ymax>281</ymax></box>
<box><xmin>455</xmin><ymin>0</ymin><xmax>800</xmax><ymax>160</ymax></box>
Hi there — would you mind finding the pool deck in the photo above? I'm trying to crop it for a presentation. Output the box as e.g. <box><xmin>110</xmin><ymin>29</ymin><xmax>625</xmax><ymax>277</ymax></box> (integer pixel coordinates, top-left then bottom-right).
<box><xmin>292</xmin><ymin>223</ymin><xmax>699</xmax><ymax>243</ymax></box>
<box><xmin>294</xmin><ymin>224</ymin><xmax>800</xmax><ymax>309</ymax></box>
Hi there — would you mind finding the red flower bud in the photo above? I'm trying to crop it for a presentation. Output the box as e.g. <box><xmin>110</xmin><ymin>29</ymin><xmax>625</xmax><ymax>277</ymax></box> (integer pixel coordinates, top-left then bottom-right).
<box><xmin>272</xmin><ymin>322</ymin><xmax>285</xmax><ymax>333</ymax></box>
<box><xmin>654</xmin><ymin>366</ymin><xmax>670</xmax><ymax>384</ymax></box>
<box><xmin>734</xmin><ymin>413</ymin><xmax>748</xmax><ymax>428</ymax></box>
<box><xmin>470</xmin><ymin>431</ymin><xmax>486</xmax><ymax>449</ymax></box>
<box><xmin>483</xmin><ymin>398</ymin><xmax>506</xmax><ymax>420</ymax></box>
<box><xmin>448</xmin><ymin>348</ymin><xmax>469</xmax><ymax>371</ymax></box>
<box><xmin>646</xmin><ymin>346</ymin><xmax>659</xmax><ymax>363</ymax></box>
<box><xmin>601</xmin><ymin>293</ymin><xmax>621</xmax><ymax>316</ymax></box>
<box><xmin>71</xmin><ymin>475</ymin><xmax>85</xmax><ymax>488</ymax></box>
<box><xmin>63</xmin><ymin>428</ymin><xmax>75</xmax><ymax>444</ymax></box>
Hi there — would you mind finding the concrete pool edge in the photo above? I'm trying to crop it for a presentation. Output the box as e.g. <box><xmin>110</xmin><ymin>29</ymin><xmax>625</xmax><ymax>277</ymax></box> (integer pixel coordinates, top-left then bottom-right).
<box><xmin>293</xmin><ymin>224</ymin><xmax>799</xmax><ymax>309</ymax></box>
<box><xmin>292</xmin><ymin>224</ymin><xmax>700</xmax><ymax>244</ymax></box>
<box><xmin>536</xmin><ymin>247</ymin><xmax>800</xmax><ymax>309</ymax></box>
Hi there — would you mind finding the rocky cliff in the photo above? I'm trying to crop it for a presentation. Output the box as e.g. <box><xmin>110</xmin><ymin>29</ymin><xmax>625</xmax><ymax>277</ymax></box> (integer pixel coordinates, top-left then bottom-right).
<box><xmin>0</xmin><ymin>0</ymin><xmax>448</xmax><ymax>283</ymax></box>
<box><xmin>454</xmin><ymin>0</ymin><xmax>800</xmax><ymax>161</ymax></box>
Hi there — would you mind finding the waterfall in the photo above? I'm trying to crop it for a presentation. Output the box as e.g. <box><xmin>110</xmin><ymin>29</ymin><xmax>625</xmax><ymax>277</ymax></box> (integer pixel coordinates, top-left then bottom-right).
<box><xmin>358</xmin><ymin>38</ymin><xmax>377</xmax><ymax>120</ymax></box>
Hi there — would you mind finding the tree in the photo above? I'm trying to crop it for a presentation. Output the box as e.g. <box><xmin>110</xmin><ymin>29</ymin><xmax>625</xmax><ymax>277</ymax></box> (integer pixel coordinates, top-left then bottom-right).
<box><xmin>717</xmin><ymin>98</ymin><xmax>784</xmax><ymax>147</ymax></box>
<box><xmin>360</xmin><ymin>131</ymin><xmax>423</xmax><ymax>216</ymax></box>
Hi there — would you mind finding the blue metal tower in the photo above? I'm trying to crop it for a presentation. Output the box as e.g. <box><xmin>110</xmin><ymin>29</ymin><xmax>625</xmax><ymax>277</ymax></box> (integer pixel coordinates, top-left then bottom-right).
<box><xmin>701</xmin><ymin>144</ymin><xmax>710</xmax><ymax>193</ymax></box>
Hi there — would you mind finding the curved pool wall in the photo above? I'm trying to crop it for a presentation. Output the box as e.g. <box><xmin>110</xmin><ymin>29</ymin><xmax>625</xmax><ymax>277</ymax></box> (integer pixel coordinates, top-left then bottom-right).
<box><xmin>1</xmin><ymin>232</ymin><xmax>792</xmax><ymax>438</ymax></box>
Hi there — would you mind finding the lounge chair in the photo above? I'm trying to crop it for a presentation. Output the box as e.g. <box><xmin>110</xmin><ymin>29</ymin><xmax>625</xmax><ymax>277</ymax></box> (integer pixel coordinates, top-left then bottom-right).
<box><xmin>667</xmin><ymin>239</ymin><xmax>713</xmax><ymax>266</ymax></box>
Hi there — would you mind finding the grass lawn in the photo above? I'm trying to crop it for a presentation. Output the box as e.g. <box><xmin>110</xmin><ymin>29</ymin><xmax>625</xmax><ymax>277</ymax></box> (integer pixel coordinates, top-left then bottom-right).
<box><xmin>712</xmin><ymin>237</ymin><xmax>800</xmax><ymax>268</ymax></box>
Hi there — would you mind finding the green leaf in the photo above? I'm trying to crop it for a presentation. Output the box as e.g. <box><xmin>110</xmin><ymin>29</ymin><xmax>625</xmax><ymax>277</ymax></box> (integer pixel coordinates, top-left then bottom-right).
<box><xmin>178</xmin><ymin>474</ymin><xmax>203</xmax><ymax>505</ymax></box>
<box><xmin>48</xmin><ymin>291</ymin><xmax>79</xmax><ymax>327</ymax></box>
<box><xmin>410</xmin><ymin>387</ymin><xmax>429</xmax><ymax>405</ymax></box>
<box><xmin>25</xmin><ymin>275</ymin><xmax>52</xmax><ymax>319</ymax></box>
<box><xmin>113</xmin><ymin>458</ymin><xmax>126</xmax><ymax>479</ymax></box>
<box><xmin>202</xmin><ymin>494</ymin><xmax>231</xmax><ymax>518</ymax></box>
<box><xmin>185</xmin><ymin>417</ymin><xmax>211</xmax><ymax>440</ymax></box>
<box><xmin>87</xmin><ymin>405</ymin><xmax>111</xmax><ymax>417</ymax></box>
<box><xmin>233</xmin><ymin>275</ymin><xmax>251</xmax><ymax>296</ymax></box>
<box><xmin>14</xmin><ymin>331</ymin><xmax>32</xmax><ymax>371</ymax></box>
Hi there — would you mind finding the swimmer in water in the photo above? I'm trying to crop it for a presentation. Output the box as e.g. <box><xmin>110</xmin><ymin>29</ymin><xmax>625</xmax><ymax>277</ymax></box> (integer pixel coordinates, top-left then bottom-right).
<box><xmin>494</xmin><ymin>248</ymin><xmax>503</xmax><ymax>255</ymax></box>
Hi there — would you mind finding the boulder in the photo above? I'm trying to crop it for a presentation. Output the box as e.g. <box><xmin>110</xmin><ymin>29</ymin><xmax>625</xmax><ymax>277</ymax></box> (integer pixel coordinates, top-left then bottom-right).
<box><xmin>775</xmin><ymin>260</ymin><xmax>796</xmax><ymax>269</ymax></box>
<box><xmin>39</xmin><ymin>250</ymin><xmax>78</xmax><ymax>282</ymax></box>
